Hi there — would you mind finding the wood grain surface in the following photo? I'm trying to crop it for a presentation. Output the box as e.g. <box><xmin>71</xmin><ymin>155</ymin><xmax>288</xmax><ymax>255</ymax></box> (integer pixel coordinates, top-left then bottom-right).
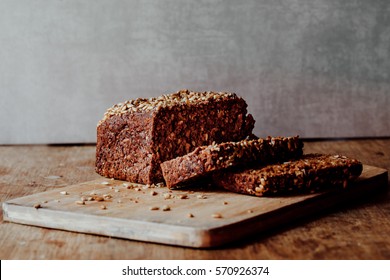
<box><xmin>0</xmin><ymin>139</ymin><xmax>389</xmax><ymax>259</ymax></box>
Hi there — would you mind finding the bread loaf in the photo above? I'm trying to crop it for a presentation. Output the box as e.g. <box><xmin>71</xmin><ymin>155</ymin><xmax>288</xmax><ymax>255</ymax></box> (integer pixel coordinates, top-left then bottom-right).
<box><xmin>96</xmin><ymin>89</ymin><xmax>255</xmax><ymax>184</ymax></box>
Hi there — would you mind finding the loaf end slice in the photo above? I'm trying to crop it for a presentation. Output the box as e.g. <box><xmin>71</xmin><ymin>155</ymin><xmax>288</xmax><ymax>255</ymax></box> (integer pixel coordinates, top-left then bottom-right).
<box><xmin>212</xmin><ymin>154</ymin><xmax>363</xmax><ymax>196</ymax></box>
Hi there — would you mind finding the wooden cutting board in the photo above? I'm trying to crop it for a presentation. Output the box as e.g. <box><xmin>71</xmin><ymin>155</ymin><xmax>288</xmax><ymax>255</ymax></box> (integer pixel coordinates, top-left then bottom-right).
<box><xmin>2</xmin><ymin>165</ymin><xmax>387</xmax><ymax>248</ymax></box>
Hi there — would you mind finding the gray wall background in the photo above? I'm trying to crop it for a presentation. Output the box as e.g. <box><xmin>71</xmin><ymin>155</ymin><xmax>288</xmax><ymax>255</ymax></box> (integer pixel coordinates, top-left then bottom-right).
<box><xmin>1</xmin><ymin>0</ymin><xmax>389</xmax><ymax>144</ymax></box>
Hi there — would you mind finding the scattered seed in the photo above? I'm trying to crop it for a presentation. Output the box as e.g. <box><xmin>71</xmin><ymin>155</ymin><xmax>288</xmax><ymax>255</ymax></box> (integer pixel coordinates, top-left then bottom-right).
<box><xmin>60</xmin><ymin>191</ymin><xmax>68</xmax><ymax>195</ymax></box>
<box><xmin>93</xmin><ymin>196</ymin><xmax>104</xmax><ymax>202</ymax></box>
<box><xmin>115</xmin><ymin>189</ymin><xmax>120</xmax><ymax>193</ymax></box>
<box><xmin>149</xmin><ymin>206</ymin><xmax>159</xmax><ymax>211</ymax></box>
<box><xmin>101</xmin><ymin>181</ymin><xmax>110</xmax><ymax>185</ymax></box>
<box><xmin>150</xmin><ymin>190</ymin><xmax>158</xmax><ymax>196</ymax></box>
<box><xmin>42</xmin><ymin>200</ymin><xmax>48</xmax><ymax>204</ymax></box>
<box><xmin>162</xmin><ymin>205</ymin><xmax>171</xmax><ymax>211</ymax></box>
<box><xmin>33</xmin><ymin>203</ymin><xmax>41</xmax><ymax>209</ymax></box>
<box><xmin>178</xmin><ymin>194</ymin><xmax>188</xmax><ymax>199</ymax></box>
<box><xmin>75</xmin><ymin>200</ymin><xmax>85</xmax><ymax>205</ymax></box>
<box><xmin>134</xmin><ymin>188</ymin><xmax>141</xmax><ymax>191</ymax></box>
<box><xmin>187</xmin><ymin>213</ymin><xmax>194</xmax><ymax>218</ymax></box>
<box><xmin>247</xmin><ymin>209</ymin><xmax>253</xmax><ymax>213</ymax></box>
<box><xmin>101</xmin><ymin>205</ymin><xmax>107</xmax><ymax>210</ymax></box>
<box><xmin>155</xmin><ymin>183</ymin><xmax>164</xmax><ymax>188</ymax></box>
<box><xmin>163</xmin><ymin>193</ymin><xmax>172</xmax><ymax>199</ymax></box>
<box><xmin>197</xmin><ymin>195</ymin><xmax>207</xmax><ymax>199</ymax></box>
<box><xmin>223</xmin><ymin>201</ymin><xmax>228</xmax><ymax>205</ymax></box>
<box><xmin>212</xmin><ymin>213</ymin><xmax>223</xmax><ymax>219</ymax></box>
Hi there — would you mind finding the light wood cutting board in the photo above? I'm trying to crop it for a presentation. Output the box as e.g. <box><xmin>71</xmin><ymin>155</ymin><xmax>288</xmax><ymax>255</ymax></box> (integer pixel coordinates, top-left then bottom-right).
<box><xmin>2</xmin><ymin>165</ymin><xmax>387</xmax><ymax>248</ymax></box>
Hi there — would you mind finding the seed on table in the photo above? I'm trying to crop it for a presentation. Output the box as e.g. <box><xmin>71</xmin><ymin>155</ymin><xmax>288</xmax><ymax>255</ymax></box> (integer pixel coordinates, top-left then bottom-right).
<box><xmin>101</xmin><ymin>205</ymin><xmax>107</xmax><ymax>210</ymax></box>
<box><xmin>162</xmin><ymin>205</ymin><xmax>171</xmax><ymax>211</ymax></box>
<box><xmin>187</xmin><ymin>213</ymin><xmax>194</xmax><ymax>218</ymax></box>
<box><xmin>60</xmin><ymin>191</ymin><xmax>68</xmax><ymax>195</ymax></box>
<box><xmin>33</xmin><ymin>203</ymin><xmax>41</xmax><ymax>209</ymax></box>
<box><xmin>212</xmin><ymin>213</ymin><xmax>222</xmax><ymax>219</ymax></box>
<box><xmin>149</xmin><ymin>206</ymin><xmax>159</xmax><ymax>211</ymax></box>
<box><xmin>75</xmin><ymin>200</ymin><xmax>85</xmax><ymax>205</ymax></box>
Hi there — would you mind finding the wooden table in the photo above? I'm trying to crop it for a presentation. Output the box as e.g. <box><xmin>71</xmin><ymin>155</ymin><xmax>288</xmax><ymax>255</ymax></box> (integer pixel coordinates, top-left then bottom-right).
<box><xmin>0</xmin><ymin>139</ymin><xmax>389</xmax><ymax>259</ymax></box>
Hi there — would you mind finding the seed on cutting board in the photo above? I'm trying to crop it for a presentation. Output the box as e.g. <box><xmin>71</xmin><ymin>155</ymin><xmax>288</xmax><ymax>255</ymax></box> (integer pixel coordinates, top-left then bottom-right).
<box><xmin>75</xmin><ymin>200</ymin><xmax>85</xmax><ymax>205</ymax></box>
<box><xmin>187</xmin><ymin>213</ymin><xmax>194</xmax><ymax>218</ymax></box>
<box><xmin>101</xmin><ymin>181</ymin><xmax>110</xmax><ymax>185</ymax></box>
<box><xmin>212</xmin><ymin>213</ymin><xmax>223</xmax><ymax>219</ymax></box>
<box><xmin>60</xmin><ymin>191</ymin><xmax>68</xmax><ymax>195</ymax></box>
<box><xmin>197</xmin><ymin>195</ymin><xmax>207</xmax><ymax>199</ymax></box>
<box><xmin>114</xmin><ymin>189</ymin><xmax>120</xmax><ymax>192</ymax></box>
<box><xmin>93</xmin><ymin>196</ymin><xmax>104</xmax><ymax>202</ymax></box>
<box><xmin>149</xmin><ymin>206</ymin><xmax>159</xmax><ymax>211</ymax></box>
<box><xmin>101</xmin><ymin>205</ymin><xmax>107</xmax><ymax>210</ymax></box>
<box><xmin>150</xmin><ymin>190</ymin><xmax>158</xmax><ymax>196</ymax></box>
<box><xmin>247</xmin><ymin>209</ymin><xmax>253</xmax><ymax>213</ymax></box>
<box><xmin>223</xmin><ymin>201</ymin><xmax>228</xmax><ymax>205</ymax></box>
<box><xmin>33</xmin><ymin>203</ymin><xmax>41</xmax><ymax>209</ymax></box>
<box><xmin>163</xmin><ymin>193</ymin><xmax>172</xmax><ymax>199</ymax></box>
<box><xmin>162</xmin><ymin>205</ymin><xmax>171</xmax><ymax>211</ymax></box>
<box><xmin>134</xmin><ymin>188</ymin><xmax>141</xmax><ymax>191</ymax></box>
<box><xmin>178</xmin><ymin>194</ymin><xmax>188</xmax><ymax>199</ymax></box>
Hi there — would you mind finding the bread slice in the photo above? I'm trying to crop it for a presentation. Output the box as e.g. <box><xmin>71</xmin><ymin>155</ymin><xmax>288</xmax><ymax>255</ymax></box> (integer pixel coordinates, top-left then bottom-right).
<box><xmin>161</xmin><ymin>136</ymin><xmax>303</xmax><ymax>188</ymax></box>
<box><xmin>96</xmin><ymin>89</ymin><xmax>254</xmax><ymax>184</ymax></box>
<box><xmin>212</xmin><ymin>154</ymin><xmax>363</xmax><ymax>196</ymax></box>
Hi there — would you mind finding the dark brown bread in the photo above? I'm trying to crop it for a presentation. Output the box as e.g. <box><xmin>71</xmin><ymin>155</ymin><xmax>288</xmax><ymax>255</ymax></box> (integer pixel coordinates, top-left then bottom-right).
<box><xmin>161</xmin><ymin>136</ymin><xmax>303</xmax><ymax>188</ymax></box>
<box><xmin>212</xmin><ymin>154</ymin><xmax>363</xmax><ymax>196</ymax></box>
<box><xmin>96</xmin><ymin>89</ymin><xmax>255</xmax><ymax>184</ymax></box>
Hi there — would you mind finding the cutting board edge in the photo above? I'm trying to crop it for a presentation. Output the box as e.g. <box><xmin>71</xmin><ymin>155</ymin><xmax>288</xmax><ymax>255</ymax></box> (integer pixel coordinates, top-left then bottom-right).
<box><xmin>2</xmin><ymin>201</ymin><xmax>214</xmax><ymax>248</ymax></box>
